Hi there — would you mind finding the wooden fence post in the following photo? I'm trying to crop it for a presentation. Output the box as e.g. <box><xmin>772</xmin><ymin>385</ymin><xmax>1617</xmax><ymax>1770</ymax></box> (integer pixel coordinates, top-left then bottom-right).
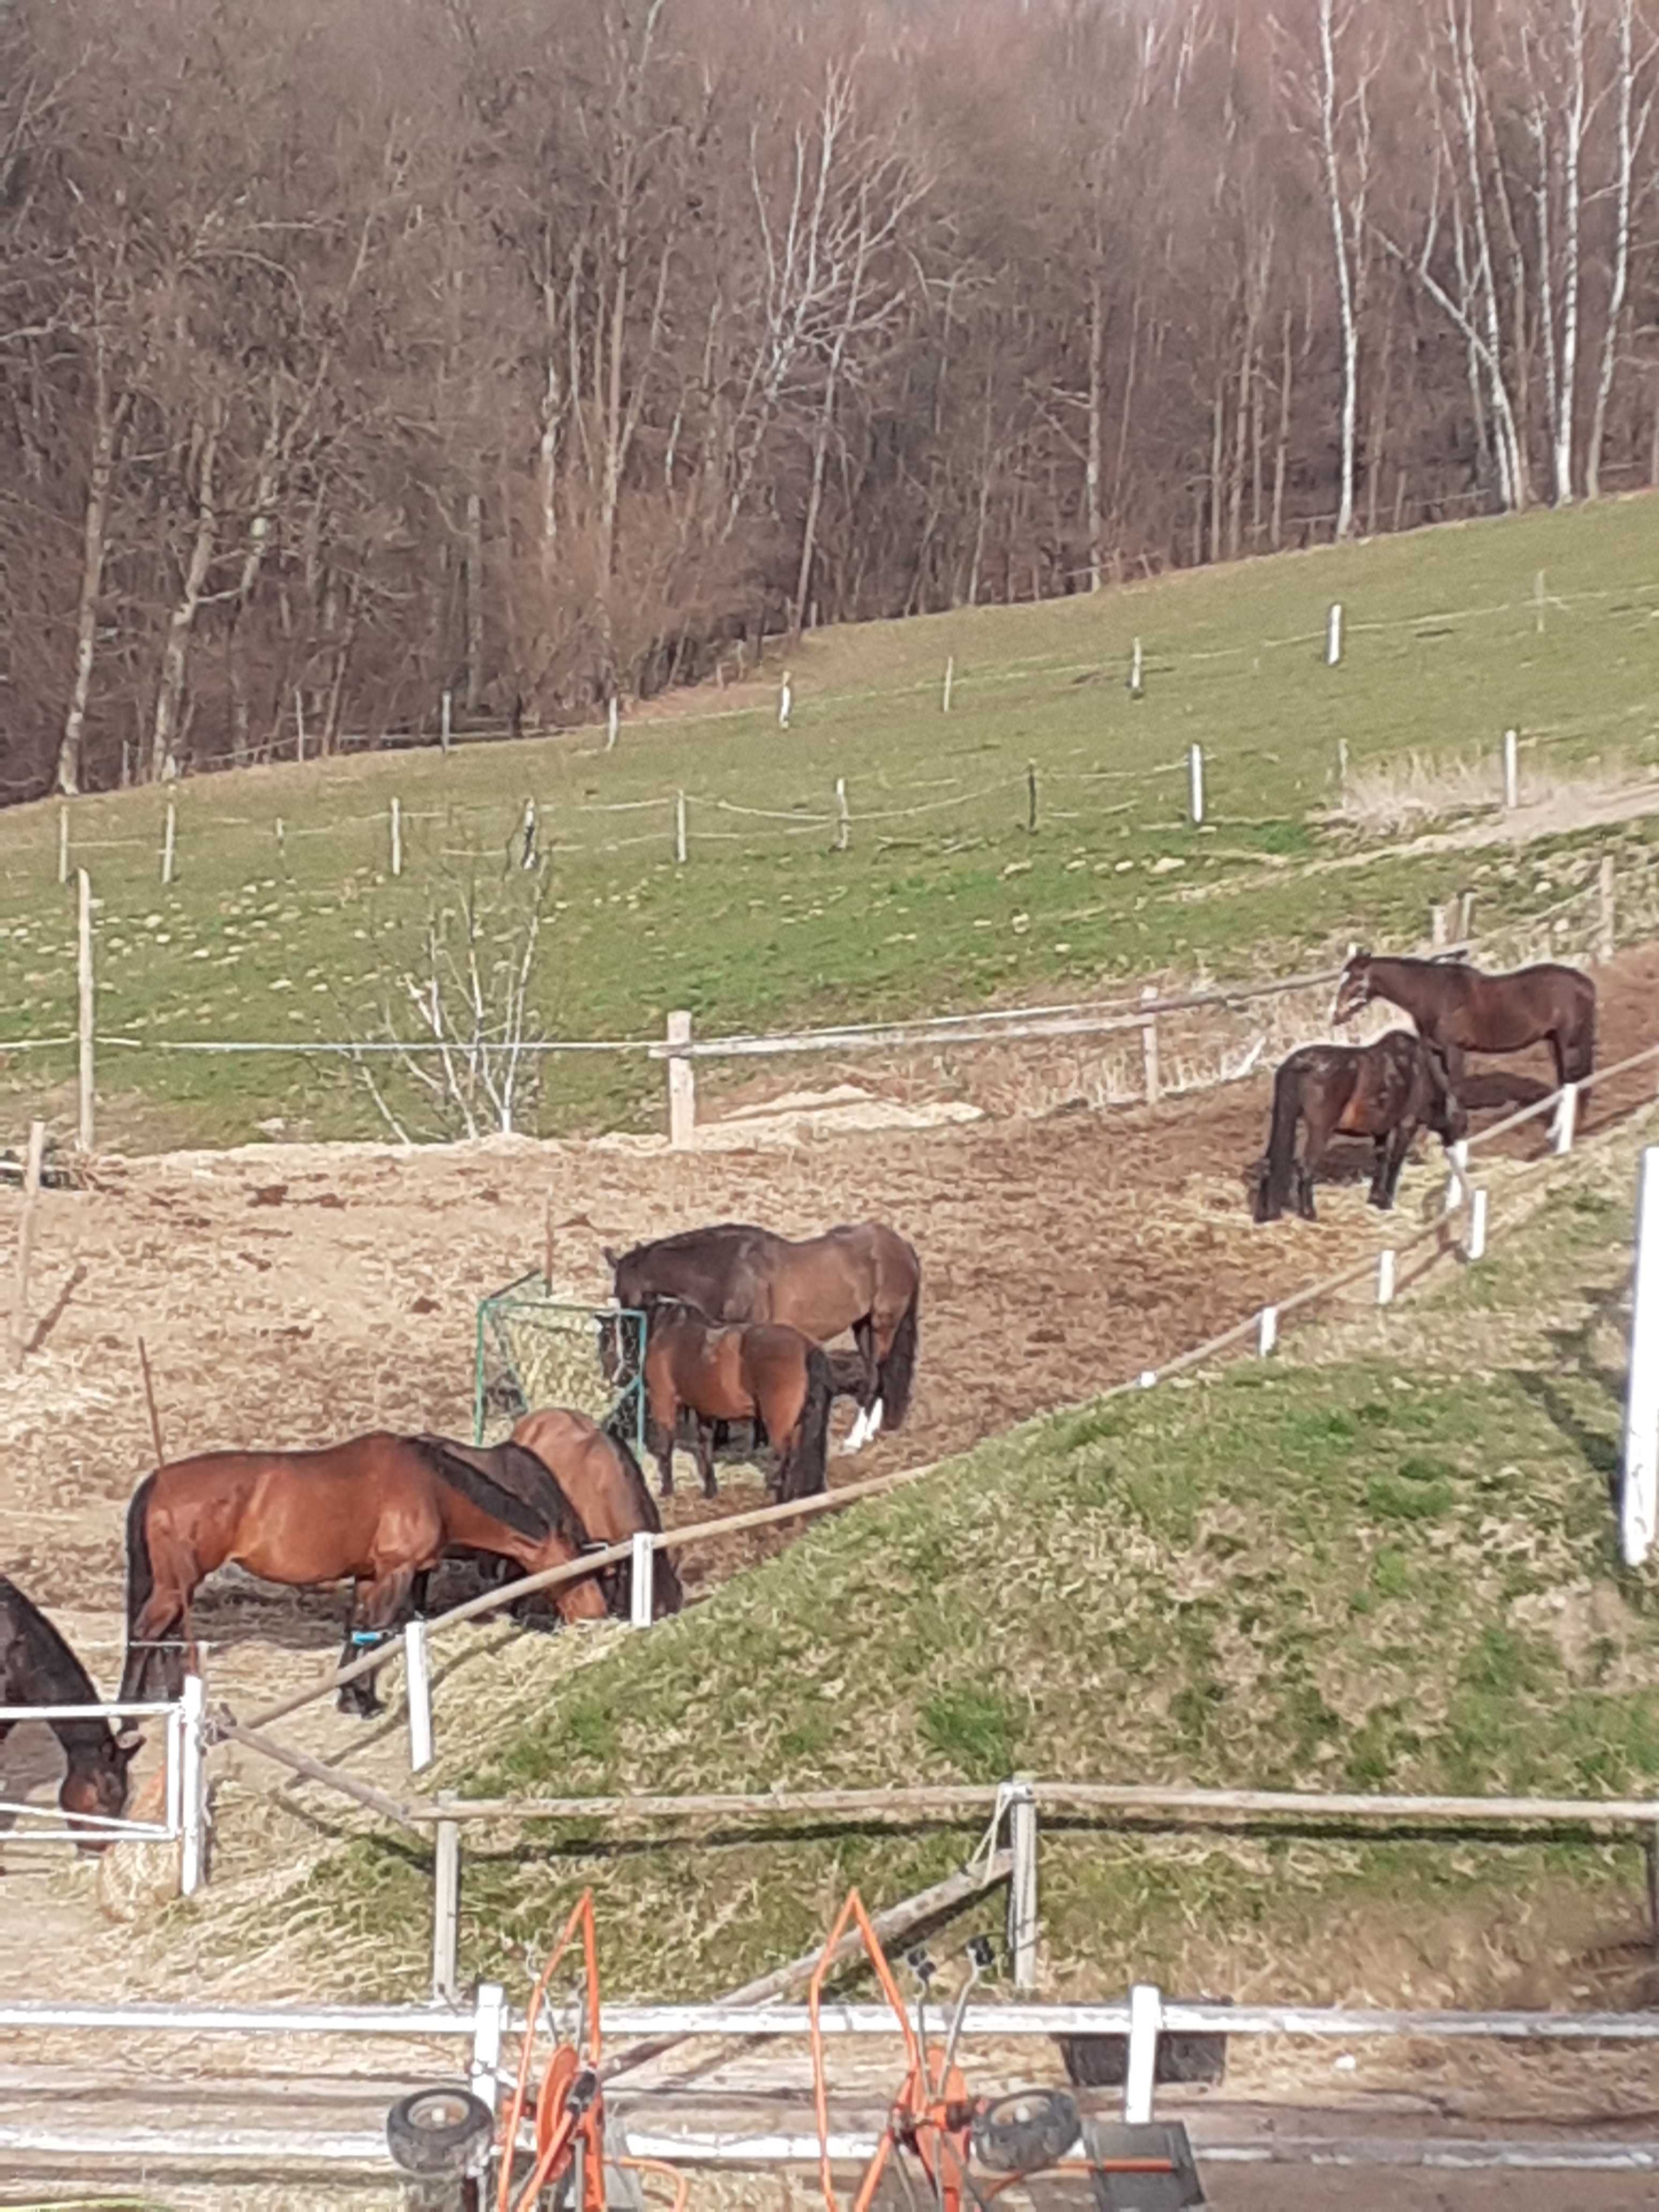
<box><xmin>835</xmin><ymin>777</ymin><xmax>850</xmax><ymax>853</ymax></box>
<box><xmin>432</xmin><ymin>1798</ymin><xmax>461</xmax><ymax>2002</ymax></box>
<box><xmin>666</xmin><ymin>1011</ymin><xmax>695</xmax><ymax>1148</ymax></box>
<box><xmin>674</xmin><ymin>790</ymin><xmax>687</xmax><ymax>865</ymax></box>
<box><xmin>390</xmin><ymin>798</ymin><xmax>402</xmax><ymax>877</ymax></box>
<box><xmin>405</xmin><ymin>1619</ymin><xmax>434</xmax><ymax>1773</ymax></box>
<box><xmin>57</xmin><ymin>805</ymin><xmax>68</xmax><ymax>886</ymax></box>
<box><xmin>1006</xmin><ymin>1778</ymin><xmax>1038</xmax><ymax>1992</ymax></box>
<box><xmin>8</xmin><ymin>1120</ymin><xmax>46</xmax><ymax>1372</ymax></box>
<box><xmin>1599</xmin><ymin>854</ymin><xmax>1616</xmax><ymax>964</ymax></box>
<box><xmin>1620</xmin><ymin>1146</ymin><xmax>1659</xmax><ymax>1568</ymax></box>
<box><xmin>1326</xmin><ymin>601</ymin><xmax>1343</xmax><ymax>666</ymax></box>
<box><xmin>1502</xmin><ymin>728</ymin><xmax>1519</xmax><ymax>809</ymax></box>
<box><xmin>1430</xmin><ymin>901</ymin><xmax>1447</xmax><ymax>949</ymax></box>
<box><xmin>1140</xmin><ymin>985</ymin><xmax>1160</xmax><ymax>1106</ymax></box>
<box><xmin>76</xmin><ymin>869</ymin><xmax>94</xmax><ymax>1154</ymax></box>
<box><xmin>1459</xmin><ymin>890</ymin><xmax>1476</xmax><ymax>940</ymax></box>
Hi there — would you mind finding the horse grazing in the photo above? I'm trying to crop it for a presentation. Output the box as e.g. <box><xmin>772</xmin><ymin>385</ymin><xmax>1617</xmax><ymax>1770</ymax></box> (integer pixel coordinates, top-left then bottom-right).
<box><xmin>511</xmin><ymin>1409</ymin><xmax>682</xmax><ymax>1619</ymax></box>
<box><xmin>604</xmin><ymin>1305</ymin><xmax>832</xmax><ymax>1503</ymax></box>
<box><xmin>606</xmin><ymin>1219</ymin><xmax>919</xmax><ymax>1453</ymax></box>
<box><xmin>1253</xmin><ymin>1029</ymin><xmax>1467</xmax><ymax>1223</ymax></box>
<box><xmin>1</xmin><ymin>1575</ymin><xmax>140</xmax><ymax>1851</ymax></box>
<box><xmin>1333</xmin><ymin>948</ymin><xmax>1596</xmax><ymax>1094</ymax></box>
<box><xmin>118</xmin><ymin>1432</ymin><xmax>607</xmax><ymax>1718</ymax></box>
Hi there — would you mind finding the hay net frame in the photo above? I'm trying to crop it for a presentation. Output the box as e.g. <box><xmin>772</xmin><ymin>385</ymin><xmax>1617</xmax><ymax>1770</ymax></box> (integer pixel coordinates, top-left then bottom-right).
<box><xmin>474</xmin><ymin>1272</ymin><xmax>645</xmax><ymax>1448</ymax></box>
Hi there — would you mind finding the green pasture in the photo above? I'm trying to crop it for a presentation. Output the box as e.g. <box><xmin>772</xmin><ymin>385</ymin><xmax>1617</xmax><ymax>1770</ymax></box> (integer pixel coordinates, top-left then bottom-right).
<box><xmin>3</xmin><ymin>498</ymin><xmax>1657</xmax><ymax>1147</ymax></box>
<box><xmin>206</xmin><ymin>1116</ymin><xmax>1659</xmax><ymax>2006</ymax></box>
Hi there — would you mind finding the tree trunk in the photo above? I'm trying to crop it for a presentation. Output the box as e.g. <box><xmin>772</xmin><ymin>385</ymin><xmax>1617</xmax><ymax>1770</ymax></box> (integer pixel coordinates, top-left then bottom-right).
<box><xmin>1587</xmin><ymin>0</ymin><xmax>1637</xmax><ymax>500</ymax></box>
<box><xmin>1085</xmin><ymin>264</ymin><xmax>1105</xmax><ymax>592</ymax></box>
<box><xmin>150</xmin><ymin>407</ymin><xmax>222</xmax><ymax>784</ymax></box>
<box><xmin>56</xmin><ymin>373</ymin><xmax>130</xmax><ymax>797</ymax></box>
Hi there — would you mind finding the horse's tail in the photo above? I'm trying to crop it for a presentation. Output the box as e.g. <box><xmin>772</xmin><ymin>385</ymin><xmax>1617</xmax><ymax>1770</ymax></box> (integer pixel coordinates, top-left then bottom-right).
<box><xmin>117</xmin><ymin>1473</ymin><xmax>159</xmax><ymax>1704</ymax></box>
<box><xmin>876</xmin><ymin>1265</ymin><xmax>921</xmax><ymax>1431</ymax></box>
<box><xmin>1256</xmin><ymin>1057</ymin><xmax>1303</xmax><ymax>1223</ymax></box>
<box><xmin>780</xmin><ymin>1344</ymin><xmax>832</xmax><ymax>1502</ymax></box>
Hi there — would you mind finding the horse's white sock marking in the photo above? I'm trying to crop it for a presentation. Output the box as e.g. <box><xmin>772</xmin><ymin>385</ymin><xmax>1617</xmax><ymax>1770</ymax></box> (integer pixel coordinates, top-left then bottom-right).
<box><xmin>842</xmin><ymin>1403</ymin><xmax>871</xmax><ymax>1455</ymax></box>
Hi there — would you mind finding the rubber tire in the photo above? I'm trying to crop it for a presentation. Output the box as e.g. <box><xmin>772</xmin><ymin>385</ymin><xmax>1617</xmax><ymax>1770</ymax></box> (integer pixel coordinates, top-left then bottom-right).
<box><xmin>971</xmin><ymin>2087</ymin><xmax>1081</xmax><ymax>2174</ymax></box>
<box><xmin>386</xmin><ymin>2086</ymin><xmax>495</xmax><ymax>2177</ymax></box>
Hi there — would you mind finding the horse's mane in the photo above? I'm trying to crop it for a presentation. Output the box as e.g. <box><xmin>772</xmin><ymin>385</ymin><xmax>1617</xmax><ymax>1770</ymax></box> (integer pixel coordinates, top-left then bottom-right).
<box><xmin>408</xmin><ymin>1435</ymin><xmax>586</xmax><ymax>1549</ymax></box>
<box><xmin>0</xmin><ymin>1574</ymin><xmax>102</xmax><ymax>1709</ymax></box>
<box><xmin>619</xmin><ymin>1221</ymin><xmax>769</xmax><ymax>1262</ymax></box>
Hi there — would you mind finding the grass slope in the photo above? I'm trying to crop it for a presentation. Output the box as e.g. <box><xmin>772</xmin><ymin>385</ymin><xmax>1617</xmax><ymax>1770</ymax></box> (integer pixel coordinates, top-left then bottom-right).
<box><xmin>243</xmin><ymin>1118</ymin><xmax>1658</xmax><ymax>2010</ymax></box>
<box><xmin>3</xmin><ymin>500</ymin><xmax>1658</xmax><ymax>1147</ymax></box>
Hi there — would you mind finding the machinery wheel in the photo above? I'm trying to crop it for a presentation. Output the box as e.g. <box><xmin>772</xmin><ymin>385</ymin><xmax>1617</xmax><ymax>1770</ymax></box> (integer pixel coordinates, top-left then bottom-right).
<box><xmin>971</xmin><ymin>2087</ymin><xmax>1081</xmax><ymax>2174</ymax></box>
<box><xmin>386</xmin><ymin>2085</ymin><xmax>495</xmax><ymax>2177</ymax></box>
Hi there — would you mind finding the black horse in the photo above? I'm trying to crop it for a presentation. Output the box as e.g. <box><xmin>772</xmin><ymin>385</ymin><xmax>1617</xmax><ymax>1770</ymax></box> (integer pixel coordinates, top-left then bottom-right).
<box><xmin>1333</xmin><ymin>949</ymin><xmax>1595</xmax><ymax>1093</ymax></box>
<box><xmin>1252</xmin><ymin>1029</ymin><xmax>1467</xmax><ymax>1223</ymax></box>
<box><xmin>1</xmin><ymin>1574</ymin><xmax>141</xmax><ymax>1851</ymax></box>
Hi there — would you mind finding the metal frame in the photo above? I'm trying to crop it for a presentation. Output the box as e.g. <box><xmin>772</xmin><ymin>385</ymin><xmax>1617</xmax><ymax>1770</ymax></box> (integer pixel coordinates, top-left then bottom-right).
<box><xmin>0</xmin><ymin>1688</ymin><xmax>197</xmax><ymax>1864</ymax></box>
<box><xmin>473</xmin><ymin>1271</ymin><xmax>645</xmax><ymax>1449</ymax></box>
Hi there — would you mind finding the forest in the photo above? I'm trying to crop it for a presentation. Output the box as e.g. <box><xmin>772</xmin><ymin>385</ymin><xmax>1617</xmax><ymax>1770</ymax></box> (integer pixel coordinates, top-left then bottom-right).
<box><xmin>1</xmin><ymin>0</ymin><xmax>1654</xmax><ymax>798</ymax></box>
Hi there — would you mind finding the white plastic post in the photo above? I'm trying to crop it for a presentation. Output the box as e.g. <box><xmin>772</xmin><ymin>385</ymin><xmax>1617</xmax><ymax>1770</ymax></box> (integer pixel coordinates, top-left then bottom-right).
<box><xmin>1553</xmin><ymin>1082</ymin><xmax>1578</xmax><ymax>1156</ymax></box>
<box><xmin>294</xmin><ymin>687</ymin><xmax>307</xmax><ymax>764</ymax></box>
<box><xmin>76</xmin><ymin>869</ymin><xmax>94</xmax><ymax>1154</ymax></box>
<box><xmin>666</xmin><ymin>1010</ymin><xmax>694</xmax><ymax>1148</ymax></box>
<box><xmin>165</xmin><ymin>1698</ymin><xmax>185</xmax><ymax>1837</ymax></box>
<box><xmin>161</xmin><ymin>799</ymin><xmax>176</xmax><ymax>886</ymax></box>
<box><xmin>1123</xmin><ymin>1984</ymin><xmax>1162</xmax><ymax>2124</ymax></box>
<box><xmin>1337</xmin><ymin>738</ymin><xmax>1349</xmax><ymax>802</ymax></box>
<box><xmin>57</xmin><ymin>805</ymin><xmax>68</xmax><ymax>886</ymax></box>
<box><xmin>630</xmin><ymin>1532</ymin><xmax>655</xmax><ymax>1629</ymax></box>
<box><xmin>179</xmin><ymin>1672</ymin><xmax>207</xmax><ymax>1897</ymax></box>
<box><xmin>941</xmin><ymin>655</ymin><xmax>954</xmax><ymax>713</ymax></box>
<box><xmin>405</xmin><ymin>1619</ymin><xmax>434</xmax><ymax>1773</ymax></box>
<box><xmin>440</xmin><ymin>689</ymin><xmax>452</xmax><ymax>756</ymax></box>
<box><xmin>1257</xmin><ymin>1305</ymin><xmax>1278</xmax><ymax>1356</ymax></box>
<box><xmin>1443</xmin><ymin>1139</ymin><xmax>1469</xmax><ymax>1216</ymax></box>
<box><xmin>1187</xmin><ymin>743</ymin><xmax>1204</xmax><ymax>825</ymax></box>
<box><xmin>674</xmin><ymin>790</ymin><xmax>687</xmax><ymax>865</ymax></box>
<box><xmin>470</xmin><ymin>1982</ymin><xmax>508</xmax><ymax>2113</ymax></box>
<box><xmin>1326</xmin><ymin>601</ymin><xmax>1343</xmax><ymax>666</ymax></box>
<box><xmin>1007</xmin><ymin>1777</ymin><xmax>1038</xmax><ymax>1992</ymax></box>
<box><xmin>1620</xmin><ymin>1147</ymin><xmax>1659</xmax><ymax>1568</ymax></box>
<box><xmin>521</xmin><ymin>799</ymin><xmax>537</xmax><ymax>869</ymax></box>
<box><xmin>607</xmin><ymin>695</ymin><xmax>619</xmax><ymax>751</ymax></box>
<box><xmin>1140</xmin><ymin>985</ymin><xmax>1160</xmax><ymax>1105</ymax></box>
<box><xmin>1129</xmin><ymin>636</ymin><xmax>1144</xmax><ymax>698</ymax></box>
<box><xmin>835</xmin><ymin>777</ymin><xmax>850</xmax><ymax>853</ymax></box>
<box><xmin>1376</xmin><ymin>1249</ymin><xmax>1396</xmax><ymax>1305</ymax></box>
<box><xmin>1502</xmin><ymin>728</ymin><xmax>1520</xmax><ymax>809</ymax></box>
<box><xmin>390</xmin><ymin>797</ymin><xmax>402</xmax><ymax>877</ymax></box>
<box><xmin>1467</xmin><ymin>1187</ymin><xmax>1489</xmax><ymax>1262</ymax></box>
<box><xmin>779</xmin><ymin>672</ymin><xmax>792</xmax><ymax>729</ymax></box>
<box><xmin>432</xmin><ymin>1806</ymin><xmax>461</xmax><ymax>2001</ymax></box>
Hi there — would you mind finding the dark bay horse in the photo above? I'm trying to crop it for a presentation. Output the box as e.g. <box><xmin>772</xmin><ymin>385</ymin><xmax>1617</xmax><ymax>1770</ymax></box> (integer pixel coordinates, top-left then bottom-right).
<box><xmin>118</xmin><ymin>1432</ymin><xmax>607</xmax><ymax>1718</ymax></box>
<box><xmin>511</xmin><ymin>1409</ymin><xmax>682</xmax><ymax>1619</ymax></box>
<box><xmin>1333</xmin><ymin>949</ymin><xmax>1596</xmax><ymax>1094</ymax></box>
<box><xmin>606</xmin><ymin>1220</ymin><xmax>919</xmax><ymax>1452</ymax></box>
<box><xmin>1253</xmin><ymin>1029</ymin><xmax>1467</xmax><ymax>1223</ymax></box>
<box><xmin>604</xmin><ymin>1305</ymin><xmax>832</xmax><ymax>1503</ymax></box>
<box><xmin>1</xmin><ymin>1575</ymin><xmax>140</xmax><ymax>1851</ymax></box>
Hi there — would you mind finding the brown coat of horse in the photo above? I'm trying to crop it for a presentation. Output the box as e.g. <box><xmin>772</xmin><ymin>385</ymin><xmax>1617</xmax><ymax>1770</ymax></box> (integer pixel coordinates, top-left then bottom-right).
<box><xmin>118</xmin><ymin>1432</ymin><xmax>607</xmax><ymax>1717</ymax></box>
<box><xmin>2</xmin><ymin>1574</ymin><xmax>140</xmax><ymax>1851</ymax></box>
<box><xmin>1252</xmin><ymin>1029</ymin><xmax>1467</xmax><ymax>1222</ymax></box>
<box><xmin>606</xmin><ymin>1220</ymin><xmax>918</xmax><ymax>1453</ymax></box>
<box><xmin>511</xmin><ymin>1408</ymin><xmax>682</xmax><ymax>1618</ymax></box>
<box><xmin>620</xmin><ymin>1307</ymin><xmax>833</xmax><ymax>1503</ymax></box>
<box><xmin>1333</xmin><ymin>950</ymin><xmax>1595</xmax><ymax>1093</ymax></box>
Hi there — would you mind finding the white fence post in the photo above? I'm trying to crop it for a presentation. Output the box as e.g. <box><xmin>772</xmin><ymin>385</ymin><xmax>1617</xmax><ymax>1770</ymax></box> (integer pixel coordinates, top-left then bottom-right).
<box><xmin>405</xmin><ymin>1620</ymin><xmax>434</xmax><ymax>1773</ymax></box>
<box><xmin>941</xmin><ymin>655</ymin><xmax>954</xmax><ymax>713</ymax></box>
<box><xmin>432</xmin><ymin>1799</ymin><xmax>461</xmax><ymax>2002</ymax></box>
<box><xmin>469</xmin><ymin>1982</ymin><xmax>507</xmax><ymax>2113</ymax></box>
<box><xmin>1376</xmin><ymin>1248</ymin><xmax>1396</xmax><ymax>1305</ymax></box>
<box><xmin>440</xmin><ymin>689</ymin><xmax>452</xmax><ymax>757</ymax></box>
<box><xmin>1123</xmin><ymin>1984</ymin><xmax>1162</xmax><ymax>2124</ymax></box>
<box><xmin>1553</xmin><ymin>1083</ymin><xmax>1578</xmax><ymax>1156</ymax></box>
<box><xmin>1598</xmin><ymin>854</ymin><xmax>1616</xmax><ymax>964</ymax></box>
<box><xmin>1621</xmin><ymin>1147</ymin><xmax>1659</xmax><ymax>1568</ymax></box>
<box><xmin>835</xmin><ymin>777</ymin><xmax>850</xmax><ymax>853</ymax></box>
<box><xmin>1326</xmin><ymin>601</ymin><xmax>1343</xmax><ymax>666</ymax></box>
<box><xmin>161</xmin><ymin>799</ymin><xmax>176</xmax><ymax>886</ymax></box>
<box><xmin>1006</xmin><ymin>1777</ymin><xmax>1038</xmax><ymax>1992</ymax></box>
<box><xmin>1129</xmin><ymin>636</ymin><xmax>1144</xmax><ymax>698</ymax></box>
<box><xmin>1140</xmin><ymin>985</ymin><xmax>1160</xmax><ymax>1106</ymax></box>
<box><xmin>76</xmin><ymin>869</ymin><xmax>94</xmax><ymax>1155</ymax></box>
<box><xmin>1467</xmin><ymin>1187</ymin><xmax>1489</xmax><ymax>1262</ymax></box>
<box><xmin>1502</xmin><ymin>728</ymin><xmax>1520</xmax><ymax>809</ymax></box>
<box><xmin>1187</xmin><ymin>743</ymin><xmax>1204</xmax><ymax>825</ymax></box>
<box><xmin>607</xmin><ymin>694</ymin><xmax>619</xmax><ymax>752</ymax></box>
<box><xmin>1257</xmin><ymin>1305</ymin><xmax>1278</xmax><ymax>1357</ymax></box>
<box><xmin>778</xmin><ymin>672</ymin><xmax>792</xmax><ymax>729</ymax></box>
<box><xmin>520</xmin><ymin>799</ymin><xmax>538</xmax><ymax>870</ymax></box>
<box><xmin>390</xmin><ymin>797</ymin><xmax>402</xmax><ymax>877</ymax></box>
<box><xmin>666</xmin><ymin>1011</ymin><xmax>695</xmax><ymax>1149</ymax></box>
<box><xmin>674</xmin><ymin>790</ymin><xmax>687</xmax><ymax>865</ymax></box>
<box><xmin>295</xmin><ymin>687</ymin><xmax>308</xmax><ymax>764</ymax></box>
<box><xmin>57</xmin><ymin>805</ymin><xmax>69</xmax><ymax>886</ymax></box>
<box><xmin>179</xmin><ymin>1672</ymin><xmax>207</xmax><ymax>1897</ymax></box>
<box><xmin>630</xmin><ymin>1531</ymin><xmax>655</xmax><ymax>1630</ymax></box>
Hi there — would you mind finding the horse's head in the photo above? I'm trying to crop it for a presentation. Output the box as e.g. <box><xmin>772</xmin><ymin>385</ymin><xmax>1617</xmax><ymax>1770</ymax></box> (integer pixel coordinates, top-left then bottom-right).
<box><xmin>60</xmin><ymin>1725</ymin><xmax>142</xmax><ymax>1854</ymax></box>
<box><xmin>1421</xmin><ymin>1042</ymin><xmax>1469</xmax><ymax>1146</ymax></box>
<box><xmin>1331</xmin><ymin>944</ymin><xmax>1373</xmax><ymax>1025</ymax></box>
<box><xmin>594</xmin><ymin>1304</ymin><xmax>637</xmax><ymax>1386</ymax></box>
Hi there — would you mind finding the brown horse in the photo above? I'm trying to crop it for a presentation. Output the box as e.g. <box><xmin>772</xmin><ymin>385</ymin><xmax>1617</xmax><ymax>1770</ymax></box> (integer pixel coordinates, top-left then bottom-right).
<box><xmin>2</xmin><ymin>1574</ymin><xmax>141</xmax><ymax>1851</ymax></box>
<box><xmin>604</xmin><ymin>1305</ymin><xmax>832</xmax><ymax>1503</ymax></box>
<box><xmin>1332</xmin><ymin>949</ymin><xmax>1596</xmax><ymax>1095</ymax></box>
<box><xmin>511</xmin><ymin>1409</ymin><xmax>682</xmax><ymax>1619</ymax></box>
<box><xmin>118</xmin><ymin>1433</ymin><xmax>607</xmax><ymax>1718</ymax></box>
<box><xmin>606</xmin><ymin>1220</ymin><xmax>919</xmax><ymax>1453</ymax></box>
<box><xmin>1253</xmin><ymin>1029</ymin><xmax>1467</xmax><ymax>1223</ymax></box>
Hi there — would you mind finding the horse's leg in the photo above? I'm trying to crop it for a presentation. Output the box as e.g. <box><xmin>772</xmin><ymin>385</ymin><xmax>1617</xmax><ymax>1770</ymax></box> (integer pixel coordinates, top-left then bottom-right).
<box><xmin>1298</xmin><ymin>1116</ymin><xmax>1331</xmax><ymax>1221</ymax></box>
<box><xmin>1366</xmin><ymin>1135</ymin><xmax>1389</xmax><ymax>1207</ymax></box>
<box><xmin>337</xmin><ymin>1569</ymin><xmax>417</xmax><ymax>1718</ymax></box>
<box><xmin>1379</xmin><ymin>1120</ymin><xmax>1414</xmax><ymax>1208</ymax></box>
<box><xmin>695</xmin><ymin>1416</ymin><xmax>718</xmax><ymax>1499</ymax></box>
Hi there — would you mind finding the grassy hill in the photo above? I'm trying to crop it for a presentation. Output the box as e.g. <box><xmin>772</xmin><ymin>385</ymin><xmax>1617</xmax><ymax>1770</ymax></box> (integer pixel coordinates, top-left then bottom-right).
<box><xmin>3</xmin><ymin>498</ymin><xmax>1658</xmax><ymax>1148</ymax></box>
<box><xmin>184</xmin><ymin>1111</ymin><xmax>1659</xmax><ymax>2012</ymax></box>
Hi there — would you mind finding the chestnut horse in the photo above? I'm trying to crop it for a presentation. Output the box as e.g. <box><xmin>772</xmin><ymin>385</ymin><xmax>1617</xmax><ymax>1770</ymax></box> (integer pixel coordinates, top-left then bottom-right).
<box><xmin>606</xmin><ymin>1220</ymin><xmax>919</xmax><ymax>1453</ymax></box>
<box><xmin>603</xmin><ymin>1305</ymin><xmax>832</xmax><ymax>1503</ymax></box>
<box><xmin>1253</xmin><ymin>1029</ymin><xmax>1467</xmax><ymax>1223</ymax></box>
<box><xmin>1333</xmin><ymin>949</ymin><xmax>1595</xmax><ymax>1094</ymax></box>
<box><xmin>118</xmin><ymin>1432</ymin><xmax>607</xmax><ymax>1718</ymax></box>
<box><xmin>511</xmin><ymin>1410</ymin><xmax>682</xmax><ymax>1619</ymax></box>
<box><xmin>1</xmin><ymin>1574</ymin><xmax>140</xmax><ymax>1851</ymax></box>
